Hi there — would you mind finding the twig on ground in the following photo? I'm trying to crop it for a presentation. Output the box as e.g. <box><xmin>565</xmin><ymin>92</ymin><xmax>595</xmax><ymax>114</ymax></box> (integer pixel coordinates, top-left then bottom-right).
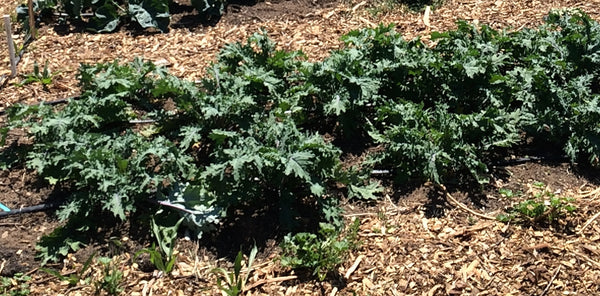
<box><xmin>539</xmin><ymin>265</ymin><xmax>561</xmax><ymax>296</ymax></box>
<box><xmin>385</xmin><ymin>194</ymin><xmax>398</xmax><ymax>210</ymax></box>
<box><xmin>344</xmin><ymin>255</ymin><xmax>364</xmax><ymax>279</ymax></box>
<box><xmin>343</xmin><ymin>204</ymin><xmax>418</xmax><ymax>218</ymax></box>
<box><xmin>33</xmin><ymin>275</ymin><xmax>55</xmax><ymax>285</ymax></box>
<box><xmin>579</xmin><ymin>186</ymin><xmax>600</xmax><ymax>199</ymax></box>
<box><xmin>0</xmin><ymin>223</ymin><xmax>19</xmax><ymax>226</ymax></box>
<box><xmin>573</xmin><ymin>251</ymin><xmax>600</xmax><ymax>268</ymax></box>
<box><xmin>428</xmin><ymin>284</ymin><xmax>444</xmax><ymax>296</ymax></box>
<box><xmin>330</xmin><ymin>286</ymin><xmax>338</xmax><ymax>296</ymax></box>
<box><xmin>438</xmin><ymin>184</ymin><xmax>496</xmax><ymax>220</ymax></box>
<box><xmin>25</xmin><ymin>267</ymin><xmax>38</xmax><ymax>276</ymax></box>
<box><xmin>578</xmin><ymin>211</ymin><xmax>600</xmax><ymax>235</ymax></box>
<box><xmin>141</xmin><ymin>277</ymin><xmax>156</xmax><ymax>296</ymax></box>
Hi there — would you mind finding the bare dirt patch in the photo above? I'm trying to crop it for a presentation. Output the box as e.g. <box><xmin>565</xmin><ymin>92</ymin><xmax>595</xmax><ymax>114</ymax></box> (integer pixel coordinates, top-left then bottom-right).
<box><xmin>0</xmin><ymin>169</ymin><xmax>56</xmax><ymax>276</ymax></box>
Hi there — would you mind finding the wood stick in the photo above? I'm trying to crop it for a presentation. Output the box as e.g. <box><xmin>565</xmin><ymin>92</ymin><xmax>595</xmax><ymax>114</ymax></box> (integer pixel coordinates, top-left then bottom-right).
<box><xmin>439</xmin><ymin>184</ymin><xmax>496</xmax><ymax>220</ymax></box>
<box><xmin>573</xmin><ymin>251</ymin><xmax>600</xmax><ymax>268</ymax></box>
<box><xmin>539</xmin><ymin>265</ymin><xmax>561</xmax><ymax>296</ymax></box>
<box><xmin>345</xmin><ymin>255</ymin><xmax>364</xmax><ymax>279</ymax></box>
<box><xmin>579</xmin><ymin>187</ymin><xmax>600</xmax><ymax>198</ymax></box>
<box><xmin>28</xmin><ymin>0</ymin><xmax>36</xmax><ymax>39</ymax></box>
<box><xmin>578</xmin><ymin>211</ymin><xmax>600</xmax><ymax>235</ymax></box>
<box><xmin>3</xmin><ymin>15</ymin><xmax>17</xmax><ymax>77</ymax></box>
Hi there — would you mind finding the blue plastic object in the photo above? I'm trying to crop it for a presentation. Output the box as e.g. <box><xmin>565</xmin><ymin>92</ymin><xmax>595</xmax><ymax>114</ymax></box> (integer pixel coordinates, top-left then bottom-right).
<box><xmin>0</xmin><ymin>202</ymin><xmax>10</xmax><ymax>212</ymax></box>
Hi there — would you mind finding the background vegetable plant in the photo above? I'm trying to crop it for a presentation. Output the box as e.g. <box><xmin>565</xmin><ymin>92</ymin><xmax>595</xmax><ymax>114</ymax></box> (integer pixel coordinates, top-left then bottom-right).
<box><xmin>17</xmin><ymin>0</ymin><xmax>225</xmax><ymax>33</ymax></box>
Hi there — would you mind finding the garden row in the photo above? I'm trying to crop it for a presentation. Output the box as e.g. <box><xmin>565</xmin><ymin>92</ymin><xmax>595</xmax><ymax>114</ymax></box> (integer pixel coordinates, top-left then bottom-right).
<box><xmin>19</xmin><ymin>0</ymin><xmax>226</xmax><ymax>33</ymax></box>
<box><xmin>1</xmin><ymin>9</ymin><xmax>599</xmax><ymax>279</ymax></box>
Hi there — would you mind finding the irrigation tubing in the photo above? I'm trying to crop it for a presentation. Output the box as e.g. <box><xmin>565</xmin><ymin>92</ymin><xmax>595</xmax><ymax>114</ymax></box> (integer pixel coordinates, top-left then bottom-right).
<box><xmin>0</xmin><ymin>78</ymin><xmax>204</xmax><ymax>115</ymax></box>
<box><xmin>0</xmin><ymin>202</ymin><xmax>59</xmax><ymax>218</ymax></box>
<box><xmin>0</xmin><ymin>197</ymin><xmax>197</xmax><ymax>220</ymax></box>
<box><xmin>0</xmin><ymin>96</ymin><xmax>157</xmax><ymax>125</ymax></box>
<box><xmin>0</xmin><ymin>97</ymin><xmax>76</xmax><ymax>116</ymax></box>
<box><xmin>0</xmin><ymin>154</ymin><xmax>571</xmax><ymax>219</ymax></box>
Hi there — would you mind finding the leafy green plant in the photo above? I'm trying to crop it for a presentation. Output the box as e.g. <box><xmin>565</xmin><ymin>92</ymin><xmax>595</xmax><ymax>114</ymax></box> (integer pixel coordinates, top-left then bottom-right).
<box><xmin>4</xmin><ymin>58</ymin><xmax>199</xmax><ymax>263</ymax></box>
<box><xmin>17</xmin><ymin>0</ymin><xmax>171</xmax><ymax>33</ymax></box>
<box><xmin>95</xmin><ymin>257</ymin><xmax>124</xmax><ymax>295</ymax></box>
<box><xmin>210</xmin><ymin>245</ymin><xmax>258</xmax><ymax>296</ymax></box>
<box><xmin>128</xmin><ymin>0</ymin><xmax>170</xmax><ymax>32</ymax></box>
<box><xmin>134</xmin><ymin>212</ymin><xmax>182</xmax><ymax>274</ymax></box>
<box><xmin>0</xmin><ymin>273</ymin><xmax>31</xmax><ymax>296</ymax></box>
<box><xmin>498</xmin><ymin>188</ymin><xmax>517</xmax><ymax>199</ymax></box>
<box><xmin>35</xmin><ymin>222</ymin><xmax>87</xmax><ymax>265</ymax></box>
<box><xmin>16</xmin><ymin>0</ymin><xmax>234</xmax><ymax>33</ymax></box>
<box><xmin>17</xmin><ymin>61</ymin><xmax>55</xmax><ymax>88</ymax></box>
<box><xmin>41</xmin><ymin>252</ymin><xmax>96</xmax><ymax>286</ymax></box>
<box><xmin>280</xmin><ymin>221</ymin><xmax>359</xmax><ymax>281</ymax></box>
<box><xmin>497</xmin><ymin>183</ymin><xmax>577</xmax><ymax>224</ymax></box>
<box><xmin>191</xmin><ymin>0</ymin><xmax>225</xmax><ymax>20</ymax></box>
<box><xmin>198</xmin><ymin>115</ymin><xmax>351</xmax><ymax>230</ymax></box>
<box><xmin>367</xmin><ymin>102</ymin><xmax>524</xmax><ymax>184</ymax></box>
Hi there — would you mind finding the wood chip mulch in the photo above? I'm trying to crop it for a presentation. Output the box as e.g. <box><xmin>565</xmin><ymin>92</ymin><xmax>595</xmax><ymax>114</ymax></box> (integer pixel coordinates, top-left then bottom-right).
<box><xmin>2</xmin><ymin>0</ymin><xmax>600</xmax><ymax>107</ymax></box>
<box><xmin>22</xmin><ymin>179</ymin><xmax>600</xmax><ymax>295</ymax></box>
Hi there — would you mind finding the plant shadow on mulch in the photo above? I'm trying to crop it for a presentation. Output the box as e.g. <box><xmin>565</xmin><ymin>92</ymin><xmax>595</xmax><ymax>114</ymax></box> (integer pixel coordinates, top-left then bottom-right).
<box><xmin>386</xmin><ymin>153</ymin><xmax>599</xmax><ymax>224</ymax></box>
<box><xmin>198</xmin><ymin>193</ymin><xmax>326</xmax><ymax>261</ymax></box>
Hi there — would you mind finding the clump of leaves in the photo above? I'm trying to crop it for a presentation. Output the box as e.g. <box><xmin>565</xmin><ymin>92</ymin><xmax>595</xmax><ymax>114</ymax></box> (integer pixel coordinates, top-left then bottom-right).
<box><xmin>211</xmin><ymin>245</ymin><xmax>258</xmax><ymax>296</ymax></box>
<box><xmin>497</xmin><ymin>182</ymin><xmax>577</xmax><ymax>225</ymax></box>
<box><xmin>367</xmin><ymin>101</ymin><xmax>524</xmax><ymax>184</ymax></box>
<box><xmin>280</xmin><ymin>220</ymin><xmax>360</xmax><ymax>281</ymax></box>
<box><xmin>198</xmin><ymin>115</ymin><xmax>351</xmax><ymax>230</ymax></box>
<box><xmin>17</xmin><ymin>61</ymin><xmax>55</xmax><ymax>89</ymax></box>
<box><xmin>1</xmin><ymin>273</ymin><xmax>31</xmax><ymax>296</ymax></box>
<box><xmin>35</xmin><ymin>220</ymin><xmax>87</xmax><ymax>265</ymax></box>
<box><xmin>498</xmin><ymin>188</ymin><xmax>518</xmax><ymax>199</ymax></box>
<box><xmin>95</xmin><ymin>257</ymin><xmax>124</xmax><ymax>295</ymax></box>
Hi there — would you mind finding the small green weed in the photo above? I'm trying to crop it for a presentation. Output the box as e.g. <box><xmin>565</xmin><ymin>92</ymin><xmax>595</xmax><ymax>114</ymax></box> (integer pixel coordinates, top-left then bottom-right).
<box><xmin>211</xmin><ymin>245</ymin><xmax>258</xmax><ymax>296</ymax></box>
<box><xmin>17</xmin><ymin>61</ymin><xmax>55</xmax><ymax>88</ymax></box>
<box><xmin>497</xmin><ymin>183</ymin><xmax>577</xmax><ymax>225</ymax></box>
<box><xmin>1</xmin><ymin>273</ymin><xmax>31</xmax><ymax>296</ymax></box>
<box><xmin>134</xmin><ymin>243</ymin><xmax>178</xmax><ymax>274</ymax></box>
<box><xmin>498</xmin><ymin>188</ymin><xmax>518</xmax><ymax>199</ymax></box>
<box><xmin>95</xmin><ymin>257</ymin><xmax>124</xmax><ymax>296</ymax></box>
<box><xmin>467</xmin><ymin>216</ymin><xmax>477</xmax><ymax>225</ymax></box>
<box><xmin>367</xmin><ymin>0</ymin><xmax>401</xmax><ymax>17</ymax></box>
<box><xmin>41</xmin><ymin>252</ymin><xmax>95</xmax><ymax>286</ymax></box>
<box><xmin>280</xmin><ymin>220</ymin><xmax>360</xmax><ymax>281</ymax></box>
